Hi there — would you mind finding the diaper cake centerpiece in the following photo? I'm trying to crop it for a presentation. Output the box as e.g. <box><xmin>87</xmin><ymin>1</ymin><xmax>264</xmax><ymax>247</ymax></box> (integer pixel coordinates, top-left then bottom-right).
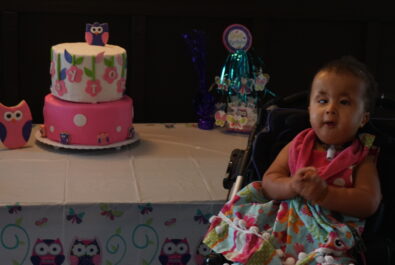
<box><xmin>212</xmin><ymin>24</ymin><xmax>275</xmax><ymax>133</ymax></box>
<box><xmin>38</xmin><ymin>22</ymin><xmax>136</xmax><ymax>148</ymax></box>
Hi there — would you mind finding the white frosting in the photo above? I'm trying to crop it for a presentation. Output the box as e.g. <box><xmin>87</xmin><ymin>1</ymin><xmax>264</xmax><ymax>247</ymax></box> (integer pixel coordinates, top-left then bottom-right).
<box><xmin>52</xmin><ymin>43</ymin><xmax>125</xmax><ymax>56</ymax></box>
<box><xmin>73</xmin><ymin>114</ymin><xmax>87</xmax><ymax>127</ymax></box>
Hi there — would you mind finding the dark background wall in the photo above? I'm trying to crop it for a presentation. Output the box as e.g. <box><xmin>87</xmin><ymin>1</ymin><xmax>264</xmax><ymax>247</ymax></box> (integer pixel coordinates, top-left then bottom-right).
<box><xmin>1</xmin><ymin>1</ymin><xmax>394</xmax><ymax>123</ymax></box>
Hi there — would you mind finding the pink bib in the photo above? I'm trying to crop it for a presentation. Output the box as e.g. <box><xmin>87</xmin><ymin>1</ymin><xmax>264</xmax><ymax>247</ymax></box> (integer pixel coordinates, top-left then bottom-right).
<box><xmin>288</xmin><ymin>128</ymin><xmax>376</xmax><ymax>187</ymax></box>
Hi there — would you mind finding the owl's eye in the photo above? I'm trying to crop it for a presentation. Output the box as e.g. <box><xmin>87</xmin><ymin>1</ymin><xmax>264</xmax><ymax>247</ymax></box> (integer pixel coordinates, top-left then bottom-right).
<box><xmin>90</xmin><ymin>27</ymin><xmax>98</xmax><ymax>34</ymax></box>
<box><xmin>162</xmin><ymin>242</ymin><xmax>176</xmax><ymax>255</ymax></box>
<box><xmin>14</xmin><ymin>110</ymin><xmax>23</xmax><ymax>120</ymax></box>
<box><xmin>72</xmin><ymin>243</ymin><xmax>86</xmax><ymax>257</ymax></box>
<box><xmin>176</xmin><ymin>242</ymin><xmax>188</xmax><ymax>254</ymax></box>
<box><xmin>90</xmin><ymin>26</ymin><xmax>103</xmax><ymax>34</ymax></box>
<box><xmin>49</xmin><ymin>243</ymin><xmax>62</xmax><ymax>255</ymax></box>
<box><xmin>4</xmin><ymin>112</ymin><xmax>13</xmax><ymax>121</ymax></box>
<box><xmin>35</xmin><ymin>242</ymin><xmax>49</xmax><ymax>256</ymax></box>
<box><xmin>86</xmin><ymin>244</ymin><xmax>99</xmax><ymax>256</ymax></box>
<box><xmin>198</xmin><ymin>243</ymin><xmax>211</xmax><ymax>256</ymax></box>
<box><xmin>96</xmin><ymin>26</ymin><xmax>103</xmax><ymax>34</ymax></box>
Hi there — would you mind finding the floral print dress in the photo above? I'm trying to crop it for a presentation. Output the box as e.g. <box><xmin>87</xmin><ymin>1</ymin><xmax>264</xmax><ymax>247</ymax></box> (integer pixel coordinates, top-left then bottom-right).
<box><xmin>203</xmin><ymin>129</ymin><xmax>377</xmax><ymax>265</ymax></box>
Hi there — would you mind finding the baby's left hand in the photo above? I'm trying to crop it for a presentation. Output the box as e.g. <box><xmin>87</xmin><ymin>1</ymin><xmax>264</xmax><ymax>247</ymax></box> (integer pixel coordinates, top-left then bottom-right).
<box><xmin>290</xmin><ymin>167</ymin><xmax>316</xmax><ymax>194</ymax></box>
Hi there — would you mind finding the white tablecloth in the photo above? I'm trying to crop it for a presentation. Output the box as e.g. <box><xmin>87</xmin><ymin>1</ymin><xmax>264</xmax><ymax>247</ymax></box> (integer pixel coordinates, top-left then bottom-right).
<box><xmin>0</xmin><ymin>123</ymin><xmax>248</xmax><ymax>265</ymax></box>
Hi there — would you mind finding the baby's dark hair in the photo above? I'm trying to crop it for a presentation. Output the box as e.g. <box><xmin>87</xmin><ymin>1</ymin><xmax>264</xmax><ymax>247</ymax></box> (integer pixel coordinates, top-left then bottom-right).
<box><xmin>316</xmin><ymin>56</ymin><xmax>379</xmax><ymax>113</ymax></box>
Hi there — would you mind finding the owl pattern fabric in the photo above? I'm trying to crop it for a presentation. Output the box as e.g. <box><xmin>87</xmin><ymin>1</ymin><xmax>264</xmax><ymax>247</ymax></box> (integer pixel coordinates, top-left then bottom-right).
<box><xmin>203</xmin><ymin>130</ymin><xmax>377</xmax><ymax>265</ymax></box>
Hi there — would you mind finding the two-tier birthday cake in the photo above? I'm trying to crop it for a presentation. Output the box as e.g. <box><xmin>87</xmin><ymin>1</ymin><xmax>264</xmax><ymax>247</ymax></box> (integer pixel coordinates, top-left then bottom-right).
<box><xmin>40</xmin><ymin>22</ymin><xmax>135</xmax><ymax>147</ymax></box>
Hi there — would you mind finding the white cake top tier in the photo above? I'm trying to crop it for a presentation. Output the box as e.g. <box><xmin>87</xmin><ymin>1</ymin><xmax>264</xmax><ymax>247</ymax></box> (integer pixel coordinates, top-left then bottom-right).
<box><xmin>50</xmin><ymin>42</ymin><xmax>127</xmax><ymax>103</ymax></box>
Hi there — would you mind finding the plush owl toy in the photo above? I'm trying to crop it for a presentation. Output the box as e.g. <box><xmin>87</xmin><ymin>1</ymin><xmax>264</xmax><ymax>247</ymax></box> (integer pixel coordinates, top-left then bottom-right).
<box><xmin>85</xmin><ymin>22</ymin><xmax>109</xmax><ymax>46</ymax></box>
<box><xmin>0</xmin><ymin>100</ymin><xmax>32</xmax><ymax>149</ymax></box>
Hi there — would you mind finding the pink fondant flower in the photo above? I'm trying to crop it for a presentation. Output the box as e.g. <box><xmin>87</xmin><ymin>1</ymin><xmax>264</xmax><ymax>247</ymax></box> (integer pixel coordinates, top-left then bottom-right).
<box><xmin>66</xmin><ymin>65</ymin><xmax>83</xmax><ymax>83</ymax></box>
<box><xmin>50</xmin><ymin>61</ymin><xmax>55</xmax><ymax>77</ymax></box>
<box><xmin>54</xmin><ymin>80</ymin><xmax>67</xmax><ymax>96</ymax></box>
<box><xmin>103</xmin><ymin>67</ymin><xmax>118</xmax><ymax>84</ymax></box>
<box><xmin>85</xmin><ymin>80</ymin><xmax>102</xmax><ymax>97</ymax></box>
<box><xmin>117</xmin><ymin>77</ymin><xmax>126</xmax><ymax>93</ymax></box>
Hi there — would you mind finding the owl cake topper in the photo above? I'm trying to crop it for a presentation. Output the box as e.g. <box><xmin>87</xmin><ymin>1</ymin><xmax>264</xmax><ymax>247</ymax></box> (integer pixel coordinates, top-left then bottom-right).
<box><xmin>85</xmin><ymin>22</ymin><xmax>109</xmax><ymax>46</ymax></box>
<box><xmin>222</xmin><ymin>24</ymin><xmax>252</xmax><ymax>53</ymax></box>
<box><xmin>0</xmin><ymin>100</ymin><xmax>33</xmax><ymax>149</ymax></box>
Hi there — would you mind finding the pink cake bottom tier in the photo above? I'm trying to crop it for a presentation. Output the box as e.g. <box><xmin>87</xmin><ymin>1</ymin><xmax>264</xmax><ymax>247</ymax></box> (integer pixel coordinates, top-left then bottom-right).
<box><xmin>43</xmin><ymin>94</ymin><xmax>134</xmax><ymax>146</ymax></box>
